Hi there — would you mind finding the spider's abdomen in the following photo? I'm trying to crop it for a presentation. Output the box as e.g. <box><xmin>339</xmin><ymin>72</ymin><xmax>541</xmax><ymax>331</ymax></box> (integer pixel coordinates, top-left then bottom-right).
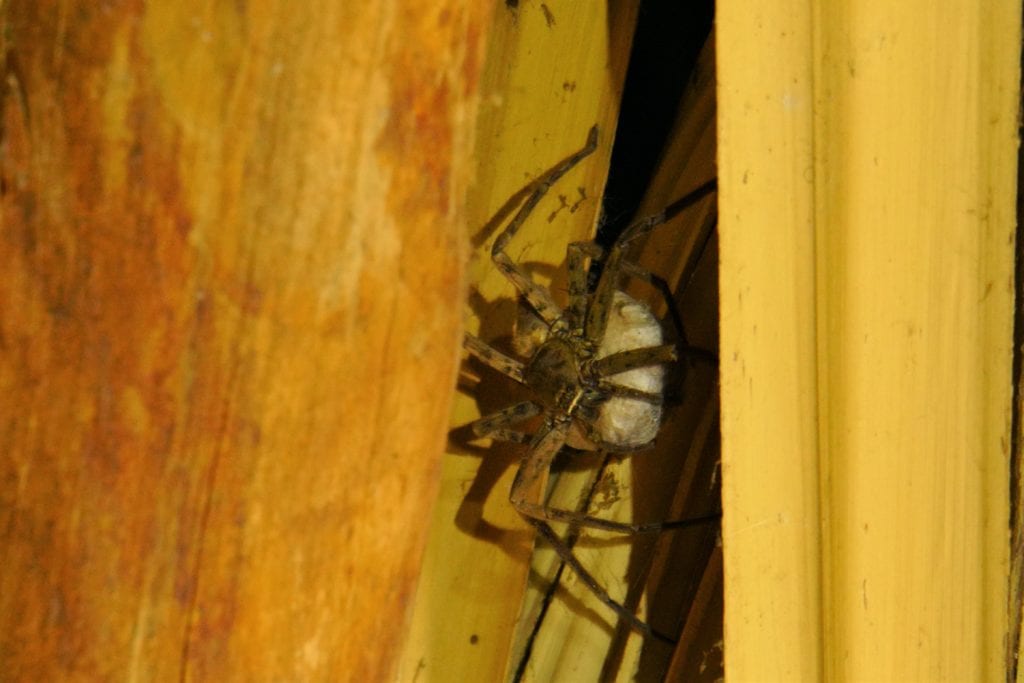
<box><xmin>594</xmin><ymin>291</ymin><xmax>665</xmax><ymax>447</ymax></box>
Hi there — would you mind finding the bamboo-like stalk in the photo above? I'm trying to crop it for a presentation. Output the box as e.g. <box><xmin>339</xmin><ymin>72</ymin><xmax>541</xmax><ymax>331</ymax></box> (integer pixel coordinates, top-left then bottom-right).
<box><xmin>718</xmin><ymin>1</ymin><xmax>1019</xmax><ymax>679</ymax></box>
<box><xmin>492</xmin><ymin>22</ymin><xmax>719</xmax><ymax>683</ymax></box>
<box><xmin>397</xmin><ymin>3</ymin><xmax>638</xmax><ymax>681</ymax></box>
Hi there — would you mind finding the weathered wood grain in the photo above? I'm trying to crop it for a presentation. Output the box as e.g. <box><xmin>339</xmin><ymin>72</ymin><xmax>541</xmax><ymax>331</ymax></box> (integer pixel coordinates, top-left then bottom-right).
<box><xmin>0</xmin><ymin>2</ymin><xmax>490</xmax><ymax>680</ymax></box>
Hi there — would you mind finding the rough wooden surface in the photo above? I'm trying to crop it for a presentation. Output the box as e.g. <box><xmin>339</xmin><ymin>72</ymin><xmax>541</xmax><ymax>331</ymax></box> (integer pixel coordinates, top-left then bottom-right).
<box><xmin>718</xmin><ymin>0</ymin><xmax>1019</xmax><ymax>680</ymax></box>
<box><xmin>0</xmin><ymin>2</ymin><xmax>489</xmax><ymax>680</ymax></box>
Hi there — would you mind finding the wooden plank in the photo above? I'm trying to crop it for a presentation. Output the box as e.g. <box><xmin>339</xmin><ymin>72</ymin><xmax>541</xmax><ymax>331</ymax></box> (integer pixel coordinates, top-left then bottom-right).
<box><xmin>397</xmin><ymin>3</ymin><xmax>638</xmax><ymax>680</ymax></box>
<box><xmin>717</xmin><ymin>2</ymin><xmax>824</xmax><ymax>679</ymax></box>
<box><xmin>718</xmin><ymin>0</ymin><xmax>1019</xmax><ymax>679</ymax></box>
<box><xmin>0</xmin><ymin>2</ymin><xmax>489</xmax><ymax>680</ymax></box>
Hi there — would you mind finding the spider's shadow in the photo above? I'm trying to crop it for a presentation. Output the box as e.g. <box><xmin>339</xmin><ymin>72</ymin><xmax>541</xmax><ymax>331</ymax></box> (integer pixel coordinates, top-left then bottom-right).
<box><xmin>451</xmin><ymin>158</ymin><xmax>595</xmax><ymax>561</ymax></box>
<box><xmin>469</xmin><ymin>170</ymin><xmax>595</xmax><ymax>255</ymax></box>
<box><xmin>448</xmin><ymin>330</ymin><xmax>536</xmax><ymax>559</ymax></box>
<box><xmin>449</xmin><ymin>224</ymin><xmax>719</xmax><ymax>593</ymax></box>
<box><xmin>453</xmin><ymin>126</ymin><xmax>722</xmax><ymax>660</ymax></box>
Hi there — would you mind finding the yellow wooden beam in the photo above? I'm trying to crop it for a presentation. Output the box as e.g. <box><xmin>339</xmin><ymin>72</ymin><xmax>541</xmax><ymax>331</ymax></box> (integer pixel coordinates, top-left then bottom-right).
<box><xmin>719</xmin><ymin>1</ymin><xmax>1019</xmax><ymax>679</ymax></box>
<box><xmin>717</xmin><ymin>3</ymin><xmax>825</xmax><ymax>678</ymax></box>
<box><xmin>397</xmin><ymin>3</ymin><xmax>638</xmax><ymax>680</ymax></box>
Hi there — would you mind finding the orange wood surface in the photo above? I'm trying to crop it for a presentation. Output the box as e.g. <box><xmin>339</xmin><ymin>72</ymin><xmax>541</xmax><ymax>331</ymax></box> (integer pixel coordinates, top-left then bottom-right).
<box><xmin>0</xmin><ymin>2</ymin><xmax>490</xmax><ymax>680</ymax></box>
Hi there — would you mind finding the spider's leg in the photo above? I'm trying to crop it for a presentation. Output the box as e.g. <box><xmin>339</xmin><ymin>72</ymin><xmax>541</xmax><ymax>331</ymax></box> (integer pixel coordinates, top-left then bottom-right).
<box><xmin>583</xmin><ymin>245</ymin><xmax>625</xmax><ymax>343</ymax></box>
<box><xmin>526</xmin><ymin>440</ymin><xmax>722</xmax><ymax>533</ymax></box>
<box><xmin>509</xmin><ymin>417</ymin><xmax>569</xmax><ymax>511</ymax></box>
<box><xmin>584</xmin><ymin>179</ymin><xmax>717</xmax><ymax>343</ymax></box>
<box><xmin>591</xmin><ymin>345</ymin><xmax>678</xmax><ymax>377</ymax></box>
<box><xmin>464</xmin><ymin>334</ymin><xmax>525</xmax><ymax>384</ymax></box>
<box><xmin>675</xmin><ymin>205</ymin><xmax>719</xmax><ymax>303</ymax></box>
<box><xmin>570</xmin><ymin>239</ymin><xmax>719</xmax><ymax>368</ymax></box>
<box><xmin>528</xmin><ymin>518</ymin><xmax>670</xmax><ymax>643</ymax></box>
<box><xmin>512</xmin><ymin>422</ymin><xmax>720</xmax><ymax>534</ymax></box>
<box><xmin>655</xmin><ymin>206</ymin><xmax>720</xmax><ymax>365</ymax></box>
<box><xmin>565</xmin><ymin>241</ymin><xmax>599</xmax><ymax>331</ymax></box>
<box><xmin>596</xmin><ymin>382</ymin><xmax>663</xmax><ymax>403</ymax></box>
<box><xmin>468</xmin><ymin>401</ymin><xmax>542</xmax><ymax>445</ymax></box>
<box><xmin>567</xmin><ymin>240</ymin><xmax>692</xmax><ymax>362</ymax></box>
<box><xmin>509</xmin><ymin>418</ymin><xmax>679</xmax><ymax>641</ymax></box>
<box><xmin>618</xmin><ymin>259</ymin><xmax>688</xmax><ymax>351</ymax></box>
<box><xmin>491</xmin><ymin>127</ymin><xmax>598</xmax><ymax>325</ymax></box>
<box><xmin>517</xmin><ymin>496</ymin><xmax>720</xmax><ymax>535</ymax></box>
<box><xmin>566</xmin><ymin>240</ymin><xmax>670</xmax><ymax>328</ymax></box>
<box><xmin>616</xmin><ymin>178</ymin><xmax>717</xmax><ymax>246</ymax></box>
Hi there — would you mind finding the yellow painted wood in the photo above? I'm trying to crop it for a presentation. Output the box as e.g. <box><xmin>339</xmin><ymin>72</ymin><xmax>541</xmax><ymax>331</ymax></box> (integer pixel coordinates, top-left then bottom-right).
<box><xmin>719</xmin><ymin>1</ymin><xmax>1019</xmax><ymax>680</ymax></box>
<box><xmin>717</xmin><ymin>3</ymin><xmax>824</xmax><ymax>679</ymax></box>
<box><xmin>397</xmin><ymin>3</ymin><xmax>637</xmax><ymax>681</ymax></box>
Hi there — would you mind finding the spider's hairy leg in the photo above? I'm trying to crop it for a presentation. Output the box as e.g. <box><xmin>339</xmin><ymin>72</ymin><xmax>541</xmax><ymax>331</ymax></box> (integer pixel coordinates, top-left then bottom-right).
<box><xmin>618</xmin><ymin>258</ymin><xmax>691</xmax><ymax>355</ymax></box>
<box><xmin>529</xmin><ymin>518</ymin><xmax>670</xmax><ymax>643</ymax></box>
<box><xmin>618</xmin><ymin>259</ymin><xmax>719</xmax><ymax>364</ymax></box>
<box><xmin>511</xmin><ymin>434</ymin><xmax>716</xmax><ymax>537</ymax></box>
<box><xmin>464</xmin><ymin>334</ymin><xmax>525</xmax><ymax>384</ymax></box>
<box><xmin>508</xmin><ymin>419</ymin><xmax>688</xmax><ymax>641</ymax></box>
<box><xmin>675</xmin><ymin>205</ymin><xmax>719</xmax><ymax>306</ymax></box>
<box><xmin>568</xmin><ymin>240</ymin><xmax>715</xmax><ymax>371</ymax></box>
<box><xmin>596</xmin><ymin>267</ymin><xmax>716</xmax><ymax>366</ymax></box>
<box><xmin>519</xmin><ymin>496</ymin><xmax>720</xmax><ymax>536</ymax></box>
<box><xmin>597</xmin><ymin>382</ymin><xmax>663</xmax><ymax>404</ymax></box>
<box><xmin>565</xmin><ymin>241</ymin><xmax>597</xmax><ymax>331</ymax></box>
<box><xmin>468</xmin><ymin>401</ymin><xmax>543</xmax><ymax>445</ymax></box>
<box><xmin>583</xmin><ymin>245</ymin><xmax>626</xmax><ymax>343</ymax></box>
<box><xmin>590</xmin><ymin>345</ymin><xmax>678</xmax><ymax>377</ymax></box>
<box><xmin>509</xmin><ymin>418</ymin><xmax>570</xmax><ymax>512</ymax></box>
<box><xmin>567</xmin><ymin>240</ymin><xmax>685</xmax><ymax>340</ymax></box>
<box><xmin>584</xmin><ymin>178</ymin><xmax>718</xmax><ymax>344</ymax></box>
<box><xmin>509</xmin><ymin>421</ymin><xmax>721</xmax><ymax>548</ymax></box>
<box><xmin>616</xmin><ymin>177</ymin><xmax>718</xmax><ymax>247</ymax></box>
<box><xmin>490</xmin><ymin>126</ymin><xmax>599</xmax><ymax>326</ymax></box>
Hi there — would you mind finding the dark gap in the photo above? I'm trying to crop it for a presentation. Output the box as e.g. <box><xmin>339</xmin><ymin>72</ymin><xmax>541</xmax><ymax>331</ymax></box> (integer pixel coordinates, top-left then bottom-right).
<box><xmin>1006</xmin><ymin>25</ymin><xmax>1024</xmax><ymax>683</ymax></box>
<box><xmin>599</xmin><ymin>0</ymin><xmax>715</xmax><ymax>246</ymax></box>
<box><xmin>604</xmin><ymin>3</ymin><xmax>718</xmax><ymax>681</ymax></box>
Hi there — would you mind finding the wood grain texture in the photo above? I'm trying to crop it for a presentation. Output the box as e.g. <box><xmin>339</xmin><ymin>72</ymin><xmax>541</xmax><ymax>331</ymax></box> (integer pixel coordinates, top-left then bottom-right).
<box><xmin>719</xmin><ymin>0</ymin><xmax>1019</xmax><ymax>680</ymax></box>
<box><xmin>0</xmin><ymin>2</ymin><xmax>489</xmax><ymax>680</ymax></box>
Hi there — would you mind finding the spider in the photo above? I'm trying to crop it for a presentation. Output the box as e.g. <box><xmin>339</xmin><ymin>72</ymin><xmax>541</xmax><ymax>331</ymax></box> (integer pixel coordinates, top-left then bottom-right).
<box><xmin>462</xmin><ymin>126</ymin><xmax>718</xmax><ymax>641</ymax></box>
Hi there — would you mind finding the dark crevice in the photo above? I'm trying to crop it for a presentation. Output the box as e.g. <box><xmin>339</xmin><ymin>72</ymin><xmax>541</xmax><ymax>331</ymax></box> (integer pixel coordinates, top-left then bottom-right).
<box><xmin>599</xmin><ymin>0</ymin><xmax>714</xmax><ymax>246</ymax></box>
<box><xmin>1006</xmin><ymin>27</ymin><xmax>1024</xmax><ymax>682</ymax></box>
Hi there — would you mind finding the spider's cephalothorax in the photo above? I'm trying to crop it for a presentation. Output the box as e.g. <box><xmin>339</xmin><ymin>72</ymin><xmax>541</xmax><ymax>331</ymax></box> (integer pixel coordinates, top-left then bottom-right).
<box><xmin>460</xmin><ymin>126</ymin><xmax>717</xmax><ymax>640</ymax></box>
<box><xmin>522</xmin><ymin>335</ymin><xmax>586</xmax><ymax>412</ymax></box>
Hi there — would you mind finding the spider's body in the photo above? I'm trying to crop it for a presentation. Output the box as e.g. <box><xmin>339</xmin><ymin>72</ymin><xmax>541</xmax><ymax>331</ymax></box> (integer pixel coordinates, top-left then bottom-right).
<box><xmin>461</xmin><ymin>126</ymin><xmax>717</xmax><ymax>639</ymax></box>
<box><xmin>514</xmin><ymin>291</ymin><xmax>665</xmax><ymax>451</ymax></box>
<box><xmin>521</xmin><ymin>328</ymin><xmax>587</xmax><ymax>415</ymax></box>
